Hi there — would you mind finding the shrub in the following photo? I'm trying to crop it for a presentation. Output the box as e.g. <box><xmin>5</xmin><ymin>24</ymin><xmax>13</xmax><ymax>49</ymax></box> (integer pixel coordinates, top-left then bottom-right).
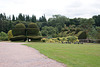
<box><xmin>12</xmin><ymin>23</ymin><xmax>26</xmax><ymax>36</ymax></box>
<box><xmin>8</xmin><ymin>30</ymin><xmax>13</xmax><ymax>40</ymax></box>
<box><xmin>67</xmin><ymin>36</ymin><xmax>79</xmax><ymax>43</ymax></box>
<box><xmin>76</xmin><ymin>31</ymin><xmax>87</xmax><ymax>39</ymax></box>
<box><xmin>41</xmin><ymin>38</ymin><xmax>47</xmax><ymax>42</ymax></box>
<box><xmin>27</xmin><ymin>36</ymin><xmax>42</xmax><ymax>41</ymax></box>
<box><xmin>26</xmin><ymin>28</ymin><xmax>39</xmax><ymax>36</ymax></box>
<box><xmin>15</xmin><ymin>23</ymin><xmax>26</xmax><ymax>28</ymax></box>
<box><xmin>12</xmin><ymin>28</ymin><xmax>26</xmax><ymax>36</ymax></box>
<box><xmin>46</xmin><ymin>39</ymin><xmax>55</xmax><ymax>43</ymax></box>
<box><xmin>10</xmin><ymin>35</ymin><xmax>26</xmax><ymax>41</ymax></box>
<box><xmin>28</xmin><ymin>23</ymin><xmax>38</xmax><ymax>28</ymax></box>
<box><xmin>0</xmin><ymin>32</ymin><xmax>8</xmax><ymax>41</ymax></box>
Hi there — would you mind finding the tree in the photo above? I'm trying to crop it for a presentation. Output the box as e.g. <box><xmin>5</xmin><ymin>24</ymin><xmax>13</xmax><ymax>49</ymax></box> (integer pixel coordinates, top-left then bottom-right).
<box><xmin>41</xmin><ymin>26</ymin><xmax>57</xmax><ymax>37</ymax></box>
<box><xmin>12</xmin><ymin>15</ymin><xmax>15</xmax><ymax>21</ymax></box>
<box><xmin>80</xmin><ymin>18</ymin><xmax>95</xmax><ymax>34</ymax></box>
<box><xmin>26</xmin><ymin>15</ymin><xmax>30</xmax><ymax>22</ymax></box>
<box><xmin>18</xmin><ymin>13</ymin><xmax>23</xmax><ymax>21</ymax></box>
<box><xmin>39</xmin><ymin>15</ymin><xmax>47</xmax><ymax>22</ymax></box>
<box><xmin>31</xmin><ymin>15</ymin><xmax>36</xmax><ymax>22</ymax></box>
<box><xmin>92</xmin><ymin>15</ymin><xmax>100</xmax><ymax>26</ymax></box>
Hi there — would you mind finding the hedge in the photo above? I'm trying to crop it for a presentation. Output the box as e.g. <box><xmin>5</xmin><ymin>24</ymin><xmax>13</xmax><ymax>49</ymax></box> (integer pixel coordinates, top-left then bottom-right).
<box><xmin>12</xmin><ymin>28</ymin><xmax>26</xmax><ymax>36</ymax></box>
<box><xmin>28</xmin><ymin>23</ymin><xmax>38</xmax><ymax>28</ymax></box>
<box><xmin>15</xmin><ymin>23</ymin><xmax>26</xmax><ymax>28</ymax></box>
<box><xmin>27</xmin><ymin>36</ymin><xmax>42</xmax><ymax>41</ymax></box>
<box><xmin>10</xmin><ymin>35</ymin><xmax>27</xmax><ymax>41</ymax></box>
<box><xmin>26</xmin><ymin>28</ymin><xmax>39</xmax><ymax>36</ymax></box>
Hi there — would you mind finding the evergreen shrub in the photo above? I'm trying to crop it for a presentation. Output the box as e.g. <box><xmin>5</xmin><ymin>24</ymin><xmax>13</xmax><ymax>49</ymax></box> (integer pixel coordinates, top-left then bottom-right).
<box><xmin>26</xmin><ymin>28</ymin><xmax>39</xmax><ymax>36</ymax></box>
<box><xmin>10</xmin><ymin>35</ymin><xmax>26</xmax><ymax>41</ymax></box>
<box><xmin>76</xmin><ymin>31</ymin><xmax>87</xmax><ymax>39</ymax></box>
<box><xmin>8</xmin><ymin>30</ymin><xmax>13</xmax><ymax>40</ymax></box>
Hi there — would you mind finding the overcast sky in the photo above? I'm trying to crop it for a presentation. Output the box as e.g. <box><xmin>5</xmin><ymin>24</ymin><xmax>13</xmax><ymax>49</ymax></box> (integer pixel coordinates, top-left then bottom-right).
<box><xmin>0</xmin><ymin>0</ymin><xmax>100</xmax><ymax>19</ymax></box>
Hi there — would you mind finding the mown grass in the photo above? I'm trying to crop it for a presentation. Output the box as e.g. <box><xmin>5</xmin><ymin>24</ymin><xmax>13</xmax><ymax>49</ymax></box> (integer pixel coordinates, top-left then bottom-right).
<box><xmin>24</xmin><ymin>42</ymin><xmax>100</xmax><ymax>67</ymax></box>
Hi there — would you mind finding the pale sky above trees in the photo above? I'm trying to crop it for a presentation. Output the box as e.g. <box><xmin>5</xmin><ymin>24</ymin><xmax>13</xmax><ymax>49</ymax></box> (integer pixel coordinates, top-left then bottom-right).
<box><xmin>0</xmin><ymin>0</ymin><xmax>100</xmax><ymax>19</ymax></box>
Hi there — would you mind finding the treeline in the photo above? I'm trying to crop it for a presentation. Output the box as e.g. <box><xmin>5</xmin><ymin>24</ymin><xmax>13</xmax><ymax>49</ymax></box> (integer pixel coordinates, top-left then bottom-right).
<box><xmin>0</xmin><ymin>13</ymin><xmax>100</xmax><ymax>39</ymax></box>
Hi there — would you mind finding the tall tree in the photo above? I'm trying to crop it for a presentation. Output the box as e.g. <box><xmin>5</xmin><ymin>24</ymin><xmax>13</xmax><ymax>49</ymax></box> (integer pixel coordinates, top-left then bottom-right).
<box><xmin>26</xmin><ymin>15</ymin><xmax>30</xmax><ymax>22</ymax></box>
<box><xmin>92</xmin><ymin>15</ymin><xmax>100</xmax><ymax>26</ymax></box>
<box><xmin>12</xmin><ymin>15</ymin><xmax>15</xmax><ymax>21</ymax></box>
<box><xmin>39</xmin><ymin>15</ymin><xmax>47</xmax><ymax>22</ymax></box>
<box><xmin>31</xmin><ymin>15</ymin><xmax>36</xmax><ymax>22</ymax></box>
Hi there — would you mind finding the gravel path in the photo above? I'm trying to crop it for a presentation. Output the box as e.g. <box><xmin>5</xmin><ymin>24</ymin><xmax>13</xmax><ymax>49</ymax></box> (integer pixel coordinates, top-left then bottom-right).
<box><xmin>0</xmin><ymin>42</ymin><xmax>66</xmax><ymax>67</ymax></box>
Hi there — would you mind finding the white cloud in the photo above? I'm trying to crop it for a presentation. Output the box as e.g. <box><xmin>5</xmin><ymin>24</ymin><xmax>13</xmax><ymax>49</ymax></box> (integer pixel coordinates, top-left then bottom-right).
<box><xmin>0</xmin><ymin>0</ymin><xmax>100</xmax><ymax>19</ymax></box>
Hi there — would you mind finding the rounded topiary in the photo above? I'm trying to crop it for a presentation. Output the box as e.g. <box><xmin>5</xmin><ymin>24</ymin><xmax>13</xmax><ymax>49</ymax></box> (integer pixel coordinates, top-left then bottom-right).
<box><xmin>28</xmin><ymin>23</ymin><xmax>38</xmax><ymax>28</ymax></box>
<box><xmin>12</xmin><ymin>23</ymin><xmax>26</xmax><ymax>36</ymax></box>
<box><xmin>15</xmin><ymin>23</ymin><xmax>26</xmax><ymax>28</ymax></box>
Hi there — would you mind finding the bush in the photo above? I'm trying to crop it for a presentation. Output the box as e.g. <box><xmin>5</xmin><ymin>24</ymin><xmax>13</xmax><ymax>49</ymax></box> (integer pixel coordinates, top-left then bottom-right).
<box><xmin>26</xmin><ymin>28</ymin><xmax>39</xmax><ymax>36</ymax></box>
<box><xmin>10</xmin><ymin>35</ymin><xmax>26</xmax><ymax>41</ymax></box>
<box><xmin>8</xmin><ymin>30</ymin><xmax>13</xmax><ymax>40</ymax></box>
<box><xmin>76</xmin><ymin>31</ymin><xmax>87</xmax><ymax>39</ymax></box>
<box><xmin>0</xmin><ymin>32</ymin><xmax>8</xmax><ymax>41</ymax></box>
<box><xmin>12</xmin><ymin>28</ymin><xmax>26</xmax><ymax>36</ymax></box>
<box><xmin>12</xmin><ymin>23</ymin><xmax>26</xmax><ymax>36</ymax></box>
<box><xmin>67</xmin><ymin>36</ymin><xmax>79</xmax><ymax>43</ymax></box>
<box><xmin>15</xmin><ymin>23</ymin><xmax>26</xmax><ymax>28</ymax></box>
<box><xmin>27</xmin><ymin>36</ymin><xmax>42</xmax><ymax>41</ymax></box>
<box><xmin>28</xmin><ymin>23</ymin><xmax>38</xmax><ymax>28</ymax></box>
<box><xmin>41</xmin><ymin>38</ymin><xmax>47</xmax><ymax>42</ymax></box>
<box><xmin>46</xmin><ymin>39</ymin><xmax>55</xmax><ymax>43</ymax></box>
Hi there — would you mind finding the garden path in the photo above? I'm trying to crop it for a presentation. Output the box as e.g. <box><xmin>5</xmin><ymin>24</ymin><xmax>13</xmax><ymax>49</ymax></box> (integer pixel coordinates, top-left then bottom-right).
<box><xmin>0</xmin><ymin>42</ymin><xmax>66</xmax><ymax>67</ymax></box>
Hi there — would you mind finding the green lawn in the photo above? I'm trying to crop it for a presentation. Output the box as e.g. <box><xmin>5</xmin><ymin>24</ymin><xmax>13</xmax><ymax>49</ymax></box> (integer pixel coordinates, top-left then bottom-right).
<box><xmin>24</xmin><ymin>42</ymin><xmax>100</xmax><ymax>67</ymax></box>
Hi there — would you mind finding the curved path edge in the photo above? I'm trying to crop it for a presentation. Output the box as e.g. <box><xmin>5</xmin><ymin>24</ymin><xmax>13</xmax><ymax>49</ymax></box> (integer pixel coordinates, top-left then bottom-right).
<box><xmin>0</xmin><ymin>42</ymin><xmax>66</xmax><ymax>67</ymax></box>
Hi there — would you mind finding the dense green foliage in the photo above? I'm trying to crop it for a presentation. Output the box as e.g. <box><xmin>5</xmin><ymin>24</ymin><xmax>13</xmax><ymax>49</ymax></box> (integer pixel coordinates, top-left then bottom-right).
<box><xmin>28</xmin><ymin>23</ymin><xmax>38</xmax><ymax>28</ymax></box>
<box><xmin>27</xmin><ymin>23</ymin><xmax>42</xmax><ymax>41</ymax></box>
<box><xmin>24</xmin><ymin>43</ymin><xmax>100</xmax><ymax>67</ymax></box>
<box><xmin>0</xmin><ymin>13</ymin><xmax>100</xmax><ymax>40</ymax></box>
<box><xmin>0</xmin><ymin>32</ymin><xmax>8</xmax><ymax>41</ymax></box>
<box><xmin>12</xmin><ymin>23</ymin><xmax>26</xmax><ymax>36</ymax></box>
<box><xmin>26</xmin><ymin>28</ymin><xmax>39</xmax><ymax>36</ymax></box>
<box><xmin>10</xmin><ymin>35</ymin><xmax>26</xmax><ymax>41</ymax></box>
<box><xmin>11</xmin><ymin>23</ymin><xmax>26</xmax><ymax>41</ymax></box>
<box><xmin>8</xmin><ymin>30</ymin><xmax>13</xmax><ymax>40</ymax></box>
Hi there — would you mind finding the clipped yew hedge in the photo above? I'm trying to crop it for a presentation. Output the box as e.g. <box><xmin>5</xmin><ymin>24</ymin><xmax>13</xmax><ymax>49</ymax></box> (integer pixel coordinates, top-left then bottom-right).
<box><xmin>12</xmin><ymin>28</ymin><xmax>26</xmax><ymax>36</ymax></box>
<box><xmin>10</xmin><ymin>22</ymin><xmax>42</xmax><ymax>42</ymax></box>
<box><xmin>26</xmin><ymin>28</ymin><xmax>39</xmax><ymax>36</ymax></box>
<box><xmin>28</xmin><ymin>23</ymin><xmax>38</xmax><ymax>28</ymax></box>
<box><xmin>10</xmin><ymin>35</ymin><xmax>27</xmax><ymax>41</ymax></box>
<box><xmin>27</xmin><ymin>36</ymin><xmax>42</xmax><ymax>41</ymax></box>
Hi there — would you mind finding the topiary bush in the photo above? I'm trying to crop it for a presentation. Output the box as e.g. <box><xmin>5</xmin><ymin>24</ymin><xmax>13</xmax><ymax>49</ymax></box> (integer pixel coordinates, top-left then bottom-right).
<box><xmin>27</xmin><ymin>36</ymin><xmax>42</xmax><ymax>41</ymax></box>
<box><xmin>28</xmin><ymin>23</ymin><xmax>38</xmax><ymax>28</ymax></box>
<box><xmin>10</xmin><ymin>35</ymin><xmax>26</xmax><ymax>42</ymax></box>
<box><xmin>12</xmin><ymin>28</ymin><xmax>26</xmax><ymax>36</ymax></box>
<box><xmin>11</xmin><ymin>23</ymin><xmax>26</xmax><ymax>42</ymax></box>
<box><xmin>8</xmin><ymin>30</ymin><xmax>13</xmax><ymax>40</ymax></box>
<box><xmin>12</xmin><ymin>23</ymin><xmax>26</xmax><ymax>36</ymax></box>
<box><xmin>26</xmin><ymin>23</ymin><xmax>42</xmax><ymax>41</ymax></box>
<box><xmin>15</xmin><ymin>23</ymin><xmax>26</xmax><ymax>28</ymax></box>
<box><xmin>26</xmin><ymin>28</ymin><xmax>39</xmax><ymax>36</ymax></box>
